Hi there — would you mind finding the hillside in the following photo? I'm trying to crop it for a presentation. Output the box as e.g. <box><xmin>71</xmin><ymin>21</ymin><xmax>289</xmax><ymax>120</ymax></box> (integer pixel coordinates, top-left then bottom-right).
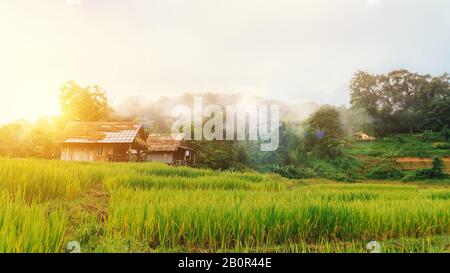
<box><xmin>344</xmin><ymin>134</ymin><xmax>450</xmax><ymax>174</ymax></box>
<box><xmin>346</xmin><ymin>134</ymin><xmax>450</xmax><ymax>158</ymax></box>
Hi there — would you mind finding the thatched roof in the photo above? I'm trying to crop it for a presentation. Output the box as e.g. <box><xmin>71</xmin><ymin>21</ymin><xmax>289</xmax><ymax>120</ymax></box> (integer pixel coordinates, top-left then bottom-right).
<box><xmin>147</xmin><ymin>134</ymin><xmax>191</xmax><ymax>152</ymax></box>
<box><xmin>56</xmin><ymin>122</ymin><xmax>146</xmax><ymax>146</ymax></box>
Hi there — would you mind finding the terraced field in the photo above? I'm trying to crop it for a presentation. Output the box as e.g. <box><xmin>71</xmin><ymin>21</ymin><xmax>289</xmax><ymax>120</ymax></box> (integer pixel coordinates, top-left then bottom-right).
<box><xmin>0</xmin><ymin>158</ymin><xmax>449</xmax><ymax>253</ymax></box>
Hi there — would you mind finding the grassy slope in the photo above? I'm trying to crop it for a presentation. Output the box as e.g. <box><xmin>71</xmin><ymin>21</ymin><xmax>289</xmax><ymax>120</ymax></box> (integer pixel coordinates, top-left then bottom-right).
<box><xmin>0</xmin><ymin>158</ymin><xmax>449</xmax><ymax>253</ymax></box>
<box><xmin>344</xmin><ymin>134</ymin><xmax>450</xmax><ymax>158</ymax></box>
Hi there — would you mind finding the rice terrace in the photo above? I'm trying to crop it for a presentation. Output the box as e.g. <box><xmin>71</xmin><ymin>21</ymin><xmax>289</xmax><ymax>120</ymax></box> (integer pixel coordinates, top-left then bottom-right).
<box><xmin>0</xmin><ymin>158</ymin><xmax>449</xmax><ymax>253</ymax></box>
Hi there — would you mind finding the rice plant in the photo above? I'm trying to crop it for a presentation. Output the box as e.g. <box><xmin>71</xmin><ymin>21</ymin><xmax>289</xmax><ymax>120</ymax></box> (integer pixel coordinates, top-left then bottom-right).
<box><xmin>0</xmin><ymin>157</ymin><xmax>448</xmax><ymax>253</ymax></box>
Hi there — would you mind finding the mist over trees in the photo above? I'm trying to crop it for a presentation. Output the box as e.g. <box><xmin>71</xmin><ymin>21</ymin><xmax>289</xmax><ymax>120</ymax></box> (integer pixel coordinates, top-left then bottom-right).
<box><xmin>113</xmin><ymin>93</ymin><xmax>322</xmax><ymax>170</ymax></box>
<box><xmin>112</xmin><ymin>93</ymin><xmax>321</xmax><ymax>135</ymax></box>
<box><xmin>0</xmin><ymin>69</ymin><xmax>448</xmax><ymax>174</ymax></box>
<box><xmin>350</xmin><ymin>69</ymin><xmax>450</xmax><ymax>136</ymax></box>
<box><xmin>0</xmin><ymin>118</ymin><xmax>57</xmax><ymax>158</ymax></box>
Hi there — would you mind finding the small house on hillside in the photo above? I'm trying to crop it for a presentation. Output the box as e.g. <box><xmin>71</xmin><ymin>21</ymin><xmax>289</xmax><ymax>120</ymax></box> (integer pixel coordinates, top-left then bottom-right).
<box><xmin>146</xmin><ymin>134</ymin><xmax>195</xmax><ymax>165</ymax></box>
<box><xmin>56</xmin><ymin>122</ymin><xmax>147</xmax><ymax>162</ymax></box>
<box><xmin>354</xmin><ymin>132</ymin><xmax>376</xmax><ymax>141</ymax></box>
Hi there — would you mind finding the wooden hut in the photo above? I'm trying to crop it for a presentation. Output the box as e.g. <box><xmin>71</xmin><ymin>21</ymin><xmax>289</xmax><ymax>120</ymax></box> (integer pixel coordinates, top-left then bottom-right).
<box><xmin>146</xmin><ymin>134</ymin><xmax>195</xmax><ymax>165</ymax></box>
<box><xmin>354</xmin><ymin>132</ymin><xmax>376</xmax><ymax>141</ymax></box>
<box><xmin>56</xmin><ymin>122</ymin><xmax>147</xmax><ymax>162</ymax></box>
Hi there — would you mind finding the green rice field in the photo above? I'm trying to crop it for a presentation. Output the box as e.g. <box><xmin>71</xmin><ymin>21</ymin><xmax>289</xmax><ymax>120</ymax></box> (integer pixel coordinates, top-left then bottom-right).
<box><xmin>0</xmin><ymin>158</ymin><xmax>449</xmax><ymax>253</ymax></box>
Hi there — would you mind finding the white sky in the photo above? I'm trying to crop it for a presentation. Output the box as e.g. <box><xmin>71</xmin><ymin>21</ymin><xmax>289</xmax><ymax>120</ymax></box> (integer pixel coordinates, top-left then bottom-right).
<box><xmin>0</xmin><ymin>0</ymin><xmax>449</xmax><ymax>124</ymax></box>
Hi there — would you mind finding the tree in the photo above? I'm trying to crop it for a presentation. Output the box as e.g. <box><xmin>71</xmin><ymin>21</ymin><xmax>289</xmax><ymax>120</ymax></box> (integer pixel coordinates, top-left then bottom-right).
<box><xmin>25</xmin><ymin>118</ymin><xmax>58</xmax><ymax>158</ymax></box>
<box><xmin>441</xmin><ymin>125</ymin><xmax>450</xmax><ymax>141</ymax></box>
<box><xmin>304</xmin><ymin>106</ymin><xmax>344</xmax><ymax>159</ymax></box>
<box><xmin>189</xmin><ymin>139</ymin><xmax>237</xmax><ymax>170</ymax></box>
<box><xmin>338</xmin><ymin>106</ymin><xmax>374</xmax><ymax>137</ymax></box>
<box><xmin>350</xmin><ymin>70</ymin><xmax>450</xmax><ymax>135</ymax></box>
<box><xmin>421</xmin><ymin>96</ymin><xmax>450</xmax><ymax>131</ymax></box>
<box><xmin>60</xmin><ymin>81</ymin><xmax>112</xmax><ymax>122</ymax></box>
<box><xmin>0</xmin><ymin>118</ymin><xmax>57</xmax><ymax>159</ymax></box>
<box><xmin>0</xmin><ymin>121</ymin><xmax>28</xmax><ymax>157</ymax></box>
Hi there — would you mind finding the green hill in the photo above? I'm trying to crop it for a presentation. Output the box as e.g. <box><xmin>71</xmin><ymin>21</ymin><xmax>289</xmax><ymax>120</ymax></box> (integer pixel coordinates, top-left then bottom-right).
<box><xmin>345</xmin><ymin>134</ymin><xmax>450</xmax><ymax>158</ymax></box>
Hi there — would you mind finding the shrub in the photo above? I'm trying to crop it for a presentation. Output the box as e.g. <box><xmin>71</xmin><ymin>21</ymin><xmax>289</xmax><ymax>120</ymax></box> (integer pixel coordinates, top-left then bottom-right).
<box><xmin>365</xmin><ymin>158</ymin><xmax>404</xmax><ymax>180</ymax></box>
<box><xmin>434</xmin><ymin>143</ymin><xmax>450</xmax><ymax>150</ymax></box>
<box><xmin>441</xmin><ymin>125</ymin><xmax>450</xmax><ymax>141</ymax></box>
<box><xmin>394</xmin><ymin>136</ymin><xmax>405</xmax><ymax>144</ymax></box>
<box><xmin>270</xmin><ymin>157</ymin><xmax>360</xmax><ymax>181</ymax></box>
<box><xmin>432</xmin><ymin>157</ymin><xmax>445</xmax><ymax>173</ymax></box>
<box><xmin>404</xmin><ymin>157</ymin><xmax>449</xmax><ymax>181</ymax></box>
<box><xmin>312</xmin><ymin>160</ymin><xmax>357</xmax><ymax>182</ymax></box>
<box><xmin>271</xmin><ymin>165</ymin><xmax>316</xmax><ymax>179</ymax></box>
<box><xmin>422</xmin><ymin>129</ymin><xmax>442</xmax><ymax>142</ymax></box>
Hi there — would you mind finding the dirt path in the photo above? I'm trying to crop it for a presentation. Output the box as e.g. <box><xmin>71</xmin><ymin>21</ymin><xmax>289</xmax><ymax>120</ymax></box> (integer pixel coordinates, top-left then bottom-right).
<box><xmin>76</xmin><ymin>182</ymin><xmax>110</xmax><ymax>222</ymax></box>
<box><xmin>396</xmin><ymin>157</ymin><xmax>450</xmax><ymax>162</ymax></box>
<box><xmin>63</xmin><ymin>182</ymin><xmax>110</xmax><ymax>252</ymax></box>
<box><xmin>396</xmin><ymin>157</ymin><xmax>450</xmax><ymax>171</ymax></box>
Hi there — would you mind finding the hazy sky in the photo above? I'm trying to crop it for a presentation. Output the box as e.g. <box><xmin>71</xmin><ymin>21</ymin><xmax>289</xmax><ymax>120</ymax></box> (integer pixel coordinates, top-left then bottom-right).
<box><xmin>1</xmin><ymin>0</ymin><xmax>449</xmax><ymax>123</ymax></box>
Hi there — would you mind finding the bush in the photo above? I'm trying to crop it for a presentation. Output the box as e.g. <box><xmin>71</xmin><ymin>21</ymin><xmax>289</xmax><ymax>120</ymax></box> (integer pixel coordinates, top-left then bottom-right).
<box><xmin>394</xmin><ymin>136</ymin><xmax>405</xmax><ymax>144</ymax></box>
<box><xmin>270</xmin><ymin>165</ymin><xmax>316</xmax><ymax>179</ymax></box>
<box><xmin>434</xmin><ymin>143</ymin><xmax>450</xmax><ymax>150</ymax></box>
<box><xmin>441</xmin><ymin>125</ymin><xmax>450</xmax><ymax>141</ymax></box>
<box><xmin>269</xmin><ymin>156</ymin><xmax>360</xmax><ymax>182</ymax></box>
<box><xmin>422</xmin><ymin>129</ymin><xmax>442</xmax><ymax>142</ymax></box>
<box><xmin>312</xmin><ymin>159</ymin><xmax>358</xmax><ymax>182</ymax></box>
<box><xmin>404</xmin><ymin>157</ymin><xmax>449</xmax><ymax>181</ymax></box>
<box><xmin>364</xmin><ymin>158</ymin><xmax>404</xmax><ymax>180</ymax></box>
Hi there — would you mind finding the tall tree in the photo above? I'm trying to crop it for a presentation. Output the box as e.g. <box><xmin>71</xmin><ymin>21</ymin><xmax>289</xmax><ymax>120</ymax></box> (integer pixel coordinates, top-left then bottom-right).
<box><xmin>350</xmin><ymin>70</ymin><xmax>450</xmax><ymax>135</ymax></box>
<box><xmin>304</xmin><ymin>106</ymin><xmax>344</xmax><ymax>159</ymax></box>
<box><xmin>60</xmin><ymin>81</ymin><xmax>112</xmax><ymax>122</ymax></box>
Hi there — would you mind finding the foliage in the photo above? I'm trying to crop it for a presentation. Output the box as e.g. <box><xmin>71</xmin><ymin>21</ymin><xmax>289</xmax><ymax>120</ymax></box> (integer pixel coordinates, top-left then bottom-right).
<box><xmin>434</xmin><ymin>143</ymin><xmax>450</xmax><ymax>150</ymax></box>
<box><xmin>346</xmin><ymin>134</ymin><xmax>450</xmax><ymax>158</ymax></box>
<box><xmin>188</xmin><ymin>120</ymin><xmax>305</xmax><ymax>171</ymax></box>
<box><xmin>303</xmin><ymin>106</ymin><xmax>345</xmax><ymax>159</ymax></box>
<box><xmin>270</xmin><ymin>156</ymin><xmax>360</xmax><ymax>181</ymax></box>
<box><xmin>0</xmin><ymin>118</ymin><xmax>58</xmax><ymax>159</ymax></box>
<box><xmin>0</xmin><ymin>81</ymin><xmax>117</xmax><ymax>159</ymax></box>
<box><xmin>311</xmin><ymin>157</ymin><xmax>360</xmax><ymax>181</ymax></box>
<box><xmin>189</xmin><ymin>140</ymin><xmax>238</xmax><ymax>170</ymax></box>
<box><xmin>364</xmin><ymin>158</ymin><xmax>404</xmax><ymax>180</ymax></box>
<box><xmin>432</xmin><ymin>157</ymin><xmax>445</xmax><ymax>173</ymax></box>
<box><xmin>60</xmin><ymin>81</ymin><xmax>113</xmax><ymax>122</ymax></box>
<box><xmin>270</xmin><ymin>165</ymin><xmax>316</xmax><ymax>179</ymax></box>
<box><xmin>404</xmin><ymin>157</ymin><xmax>450</xmax><ymax>181</ymax></box>
<box><xmin>338</xmin><ymin>107</ymin><xmax>374</xmax><ymax>137</ymax></box>
<box><xmin>350</xmin><ymin>70</ymin><xmax>450</xmax><ymax>136</ymax></box>
<box><xmin>441</xmin><ymin>125</ymin><xmax>450</xmax><ymax>141</ymax></box>
<box><xmin>422</xmin><ymin>129</ymin><xmax>442</xmax><ymax>142</ymax></box>
<box><xmin>1</xmin><ymin>75</ymin><xmax>448</xmax><ymax>181</ymax></box>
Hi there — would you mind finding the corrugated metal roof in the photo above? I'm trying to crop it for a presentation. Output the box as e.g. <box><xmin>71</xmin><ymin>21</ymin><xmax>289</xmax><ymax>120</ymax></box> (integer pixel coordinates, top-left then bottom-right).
<box><xmin>56</xmin><ymin>122</ymin><xmax>144</xmax><ymax>144</ymax></box>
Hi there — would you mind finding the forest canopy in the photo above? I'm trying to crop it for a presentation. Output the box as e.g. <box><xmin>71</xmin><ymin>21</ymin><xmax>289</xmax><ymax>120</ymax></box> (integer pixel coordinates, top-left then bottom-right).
<box><xmin>350</xmin><ymin>69</ymin><xmax>450</xmax><ymax>136</ymax></box>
